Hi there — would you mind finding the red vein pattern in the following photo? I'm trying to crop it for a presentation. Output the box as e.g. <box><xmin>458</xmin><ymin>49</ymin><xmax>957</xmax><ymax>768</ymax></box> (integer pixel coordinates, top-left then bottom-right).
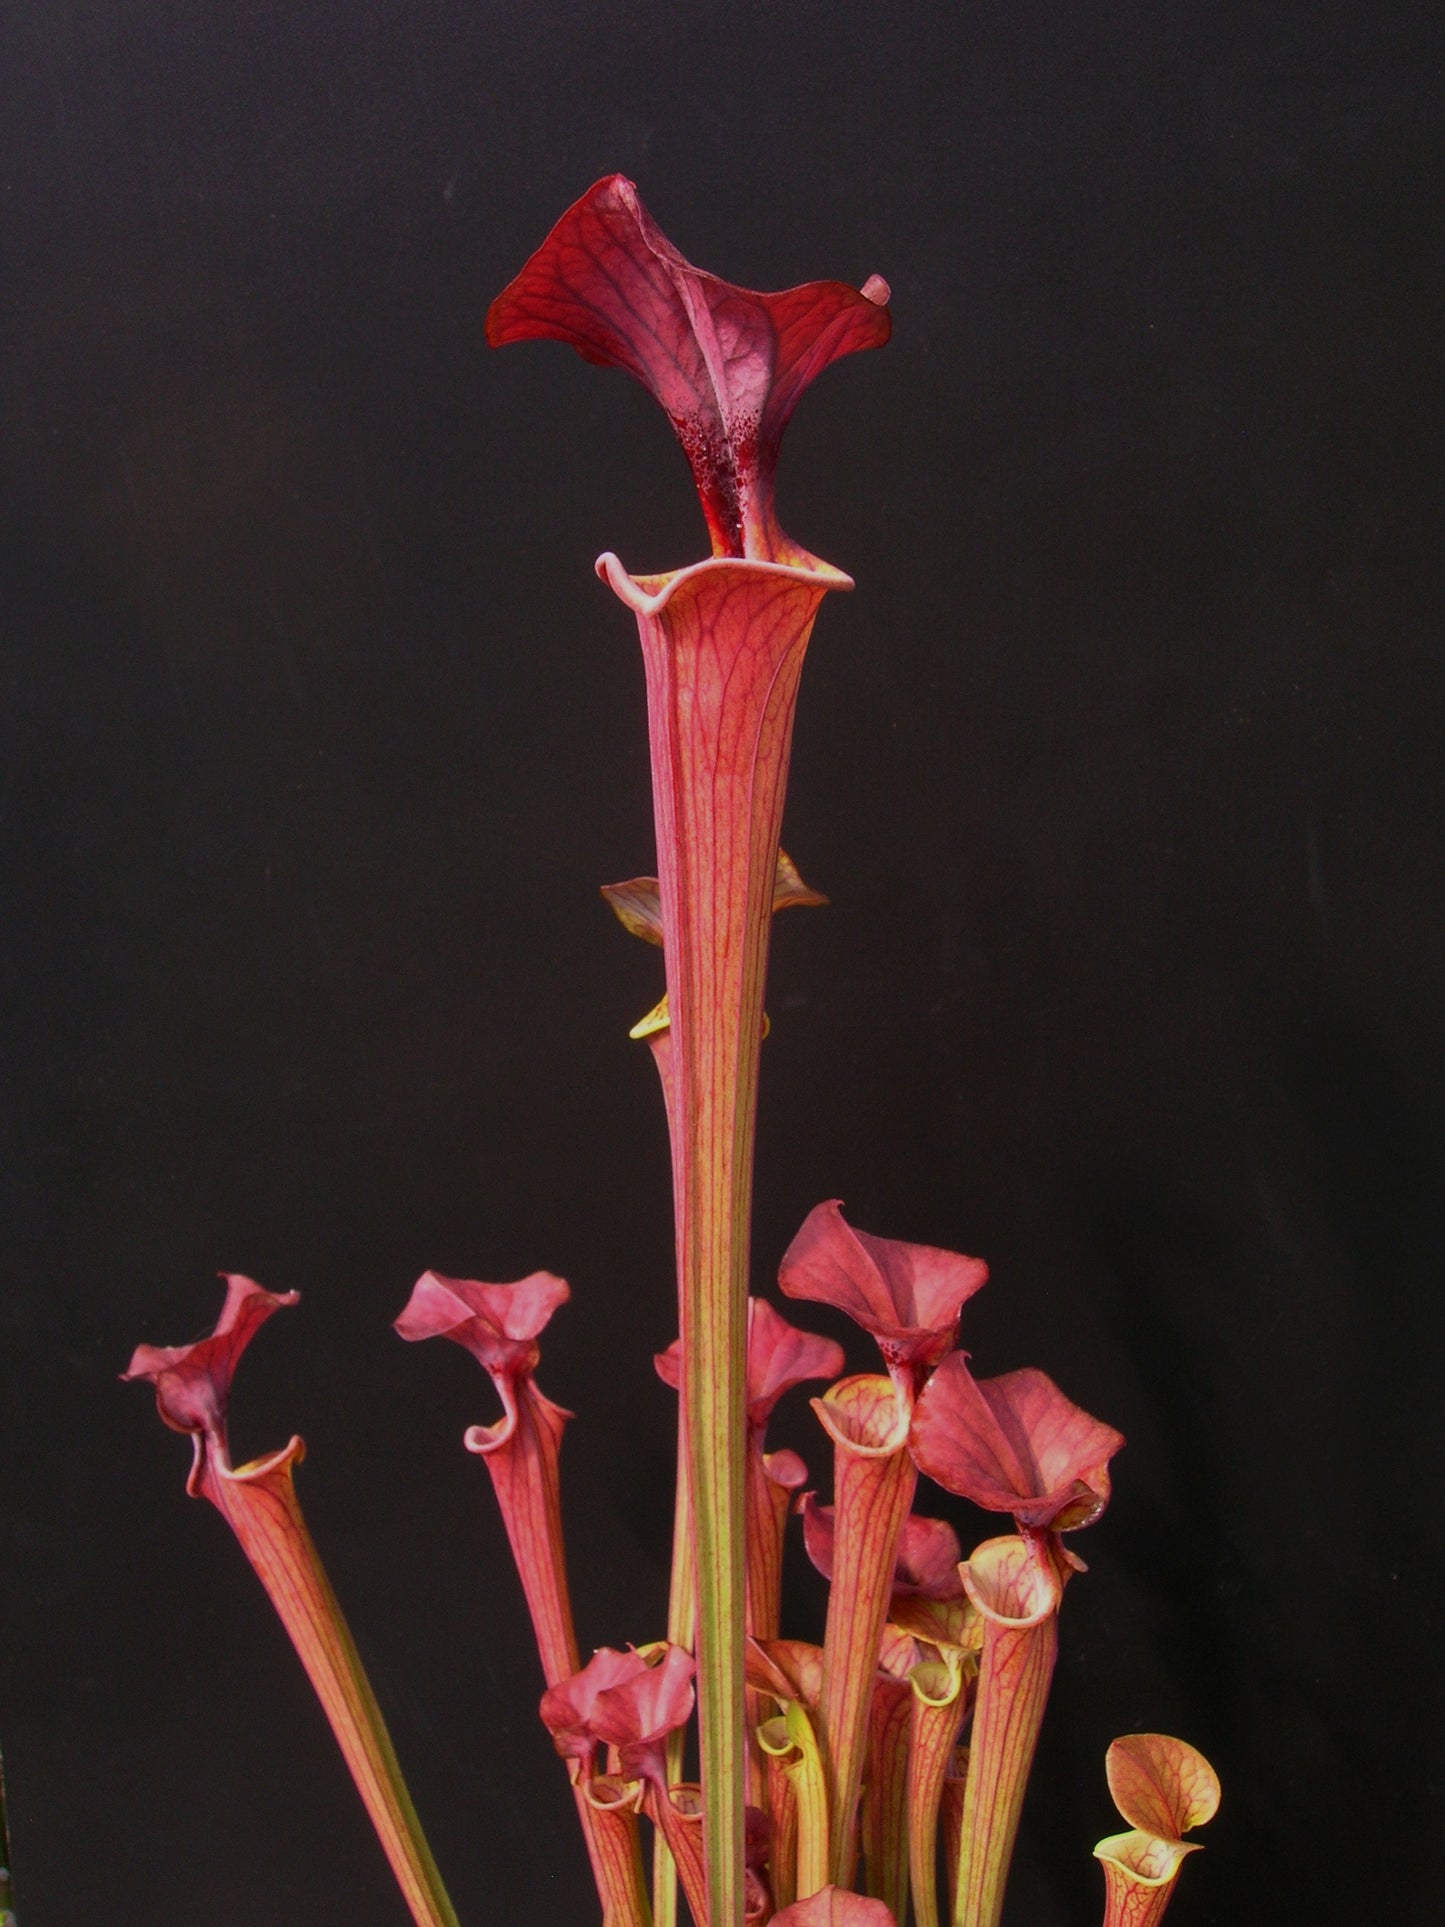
<box><xmin>1093</xmin><ymin>1833</ymin><xmax>1199</xmax><ymax>1927</ymax></box>
<box><xmin>601</xmin><ymin>548</ymin><xmax>850</xmax><ymax>1927</ymax></box>
<box><xmin>911</xmin><ymin>1357</ymin><xmax>1125</xmax><ymax>1533</ymax></box>
<box><xmin>862</xmin><ymin>1670</ymin><xmax>913</xmax><ymax>1923</ymax></box>
<box><xmin>780</xmin><ymin>1200</ymin><xmax>989</xmax><ymax>1395</ymax></box>
<box><xmin>1092</xmin><ymin>1733</ymin><xmax>1218</xmax><ymax>1927</ymax></box>
<box><xmin>658</xmin><ymin>1298</ymin><xmax>842</xmax><ymax>1643</ymax></box>
<box><xmin>493</xmin><ymin>178</ymin><xmax>890</xmax><ymax>1927</ymax></box>
<box><xmin>809</xmin><ymin>1374</ymin><xmax>918</xmax><ymax>1888</ymax></box>
<box><xmin>1105</xmin><ymin>1733</ymin><xmax>1220</xmax><ymax>1841</ymax></box>
<box><xmin>546</xmin><ymin>1646</ymin><xmax>701</xmax><ymax>1926</ymax></box>
<box><xmin>800</xmin><ymin>1496</ymin><xmax>964</xmax><ymax>1604</ymax></box>
<box><xmin>905</xmin><ymin>1655</ymin><xmax>970</xmax><ymax>1927</ymax></box>
<box><xmin>464</xmin><ymin>1375</ymin><xmax>578</xmax><ymax>1685</ymax></box>
<box><xmin>209</xmin><ymin>1445</ymin><xmax>460</xmax><ymax>1927</ymax></box>
<box><xmin>487</xmin><ymin>175</ymin><xmax>889</xmax><ymax>564</ymax></box>
<box><xmin>125</xmin><ymin>1280</ymin><xmax>459</xmax><ymax>1927</ymax></box>
<box><xmin>586</xmin><ymin>1777</ymin><xmax>663</xmax><ymax>1927</ymax></box>
<box><xmin>647</xmin><ymin>1785</ymin><xmax>709</xmax><ymax>1927</ymax></box>
<box><xmin>396</xmin><ymin>1271</ymin><xmax>648</xmax><ymax>1924</ymax></box>
<box><xmin>952</xmin><ymin>1537</ymin><xmax>1063</xmax><ymax>1927</ymax></box>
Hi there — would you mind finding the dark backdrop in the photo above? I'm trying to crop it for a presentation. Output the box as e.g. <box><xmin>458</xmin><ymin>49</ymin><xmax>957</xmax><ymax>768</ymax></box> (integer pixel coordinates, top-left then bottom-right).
<box><xmin>1</xmin><ymin>3</ymin><xmax>1441</xmax><ymax>1923</ymax></box>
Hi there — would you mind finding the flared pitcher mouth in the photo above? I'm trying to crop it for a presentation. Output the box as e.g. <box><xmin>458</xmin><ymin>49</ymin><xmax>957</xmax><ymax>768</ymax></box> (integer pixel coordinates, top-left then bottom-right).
<box><xmin>595</xmin><ymin>548</ymin><xmax>854</xmax><ymax>617</ymax></box>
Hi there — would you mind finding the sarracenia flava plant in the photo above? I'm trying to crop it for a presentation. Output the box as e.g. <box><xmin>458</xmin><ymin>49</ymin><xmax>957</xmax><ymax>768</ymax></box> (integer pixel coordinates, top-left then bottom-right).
<box><xmin>126</xmin><ymin>177</ymin><xmax>1220</xmax><ymax>1927</ymax></box>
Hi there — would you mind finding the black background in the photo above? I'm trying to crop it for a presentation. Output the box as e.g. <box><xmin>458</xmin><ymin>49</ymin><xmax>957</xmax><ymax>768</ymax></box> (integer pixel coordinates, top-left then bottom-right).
<box><xmin>1</xmin><ymin>3</ymin><xmax>1442</xmax><ymax>1922</ymax></box>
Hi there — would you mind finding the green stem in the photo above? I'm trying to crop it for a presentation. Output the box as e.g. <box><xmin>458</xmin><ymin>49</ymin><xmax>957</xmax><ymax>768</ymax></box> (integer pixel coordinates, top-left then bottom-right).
<box><xmin>654</xmin><ymin>1428</ymin><xmax>696</xmax><ymax>1927</ymax></box>
<box><xmin>758</xmin><ymin>1703</ymin><xmax>829</xmax><ymax>1903</ymax></box>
